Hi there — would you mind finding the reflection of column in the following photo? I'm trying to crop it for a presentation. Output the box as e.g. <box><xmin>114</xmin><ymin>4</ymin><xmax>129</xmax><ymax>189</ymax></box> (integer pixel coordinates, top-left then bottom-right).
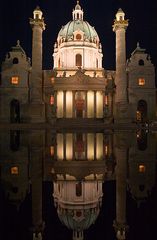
<box><xmin>30</xmin><ymin>133</ymin><xmax>44</xmax><ymax>240</ymax></box>
<box><xmin>94</xmin><ymin>91</ymin><xmax>96</xmax><ymax>118</ymax></box>
<box><xmin>113</xmin><ymin>142</ymin><xmax>128</xmax><ymax>240</ymax></box>
<box><xmin>94</xmin><ymin>133</ymin><xmax>96</xmax><ymax>160</ymax></box>
<box><xmin>64</xmin><ymin>91</ymin><xmax>66</xmax><ymax>118</ymax></box>
<box><xmin>73</xmin><ymin>91</ymin><xmax>75</xmax><ymax>118</ymax></box>
<box><xmin>85</xmin><ymin>91</ymin><xmax>87</xmax><ymax>118</ymax></box>
<box><xmin>63</xmin><ymin>134</ymin><xmax>66</xmax><ymax>160</ymax></box>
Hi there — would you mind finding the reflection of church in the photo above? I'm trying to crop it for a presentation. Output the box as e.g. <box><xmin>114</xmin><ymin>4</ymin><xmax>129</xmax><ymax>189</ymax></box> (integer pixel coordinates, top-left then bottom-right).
<box><xmin>0</xmin><ymin>129</ymin><xmax>156</xmax><ymax>240</ymax></box>
<box><xmin>0</xmin><ymin>1</ymin><xmax>156</xmax><ymax>124</ymax></box>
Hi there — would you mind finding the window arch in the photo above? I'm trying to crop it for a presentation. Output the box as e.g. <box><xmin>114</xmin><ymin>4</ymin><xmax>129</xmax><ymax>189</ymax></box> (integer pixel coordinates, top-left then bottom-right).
<box><xmin>139</xmin><ymin>59</ymin><xmax>144</xmax><ymax>66</ymax></box>
<box><xmin>76</xmin><ymin>54</ymin><xmax>82</xmax><ymax>67</ymax></box>
<box><xmin>13</xmin><ymin>58</ymin><xmax>19</xmax><ymax>64</ymax></box>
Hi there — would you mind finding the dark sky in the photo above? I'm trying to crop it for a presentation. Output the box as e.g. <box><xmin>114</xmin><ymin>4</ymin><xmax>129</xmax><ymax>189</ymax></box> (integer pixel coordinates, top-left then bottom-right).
<box><xmin>0</xmin><ymin>0</ymin><xmax>157</xmax><ymax>70</ymax></box>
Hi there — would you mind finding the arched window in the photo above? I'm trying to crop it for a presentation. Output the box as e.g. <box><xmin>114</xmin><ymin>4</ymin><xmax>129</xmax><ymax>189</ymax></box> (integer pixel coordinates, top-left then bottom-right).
<box><xmin>137</xmin><ymin>99</ymin><xmax>147</xmax><ymax>123</ymax></box>
<box><xmin>139</xmin><ymin>59</ymin><xmax>144</xmax><ymax>66</ymax></box>
<box><xmin>13</xmin><ymin>58</ymin><xmax>19</xmax><ymax>64</ymax></box>
<box><xmin>76</xmin><ymin>182</ymin><xmax>82</xmax><ymax>197</ymax></box>
<box><xmin>76</xmin><ymin>54</ymin><xmax>82</xmax><ymax>67</ymax></box>
<box><xmin>137</xmin><ymin>130</ymin><xmax>147</xmax><ymax>151</ymax></box>
<box><xmin>77</xmin><ymin>13</ymin><xmax>79</xmax><ymax>19</ymax></box>
<box><xmin>10</xmin><ymin>99</ymin><xmax>20</xmax><ymax>123</ymax></box>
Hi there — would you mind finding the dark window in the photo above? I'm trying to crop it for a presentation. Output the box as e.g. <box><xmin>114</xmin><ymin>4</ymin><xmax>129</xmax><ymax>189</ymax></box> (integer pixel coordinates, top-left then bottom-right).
<box><xmin>10</xmin><ymin>99</ymin><xmax>20</xmax><ymax>123</ymax></box>
<box><xmin>13</xmin><ymin>58</ymin><xmax>19</xmax><ymax>64</ymax></box>
<box><xmin>139</xmin><ymin>59</ymin><xmax>144</xmax><ymax>66</ymax></box>
<box><xmin>77</xmin><ymin>13</ymin><xmax>79</xmax><ymax>19</ymax></box>
<box><xmin>10</xmin><ymin>130</ymin><xmax>20</xmax><ymax>151</ymax></box>
<box><xmin>139</xmin><ymin>185</ymin><xmax>145</xmax><ymax>192</ymax></box>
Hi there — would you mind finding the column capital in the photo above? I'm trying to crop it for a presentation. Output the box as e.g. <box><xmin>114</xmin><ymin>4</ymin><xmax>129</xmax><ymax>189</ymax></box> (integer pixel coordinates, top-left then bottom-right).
<box><xmin>113</xmin><ymin>220</ymin><xmax>129</xmax><ymax>240</ymax></box>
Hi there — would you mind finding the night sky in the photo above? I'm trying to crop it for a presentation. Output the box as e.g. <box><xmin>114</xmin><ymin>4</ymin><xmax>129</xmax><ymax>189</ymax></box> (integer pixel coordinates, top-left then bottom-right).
<box><xmin>0</xmin><ymin>0</ymin><xmax>157</xmax><ymax>70</ymax></box>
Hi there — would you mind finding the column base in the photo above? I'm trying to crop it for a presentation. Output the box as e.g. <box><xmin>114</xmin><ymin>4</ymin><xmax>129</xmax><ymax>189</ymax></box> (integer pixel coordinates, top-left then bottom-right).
<box><xmin>114</xmin><ymin>102</ymin><xmax>131</xmax><ymax>123</ymax></box>
<box><xmin>22</xmin><ymin>103</ymin><xmax>45</xmax><ymax>123</ymax></box>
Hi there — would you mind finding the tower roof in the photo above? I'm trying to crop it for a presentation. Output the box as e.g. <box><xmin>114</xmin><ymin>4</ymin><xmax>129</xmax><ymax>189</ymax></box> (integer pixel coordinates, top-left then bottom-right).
<box><xmin>75</xmin><ymin>1</ymin><xmax>81</xmax><ymax>10</ymax></box>
<box><xmin>131</xmin><ymin>42</ymin><xmax>146</xmax><ymax>56</ymax></box>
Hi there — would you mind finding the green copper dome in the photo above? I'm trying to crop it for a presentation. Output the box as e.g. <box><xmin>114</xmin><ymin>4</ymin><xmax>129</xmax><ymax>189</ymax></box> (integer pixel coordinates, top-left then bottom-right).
<box><xmin>58</xmin><ymin>20</ymin><xmax>99</xmax><ymax>42</ymax></box>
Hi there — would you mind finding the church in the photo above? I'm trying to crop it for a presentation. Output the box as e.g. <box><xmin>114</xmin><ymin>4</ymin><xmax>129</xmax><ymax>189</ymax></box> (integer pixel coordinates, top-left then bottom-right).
<box><xmin>0</xmin><ymin>1</ymin><xmax>156</xmax><ymax>125</ymax></box>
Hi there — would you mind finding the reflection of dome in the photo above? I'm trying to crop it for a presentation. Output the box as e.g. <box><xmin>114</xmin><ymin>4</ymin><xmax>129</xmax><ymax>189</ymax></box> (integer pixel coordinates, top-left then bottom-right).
<box><xmin>58</xmin><ymin>20</ymin><xmax>99</xmax><ymax>43</ymax></box>
<box><xmin>57</xmin><ymin>207</ymin><xmax>100</xmax><ymax>231</ymax></box>
<box><xmin>53</xmin><ymin>178</ymin><xmax>103</xmax><ymax>239</ymax></box>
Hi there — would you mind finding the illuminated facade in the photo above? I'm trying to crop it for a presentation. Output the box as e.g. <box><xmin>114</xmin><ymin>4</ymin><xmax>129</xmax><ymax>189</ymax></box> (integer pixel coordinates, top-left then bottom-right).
<box><xmin>0</xmin><ymin>1</ymin><xmax>156</xmax><ymax>125</ymax></box>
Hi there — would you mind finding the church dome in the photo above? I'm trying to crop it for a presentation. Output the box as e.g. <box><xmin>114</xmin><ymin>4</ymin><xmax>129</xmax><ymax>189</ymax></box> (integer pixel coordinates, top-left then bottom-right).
<box><xmin>53</xmin><ymin>1</ymin><xmax>103</xmax><ymax>74</ymax></box>
<box><xmin>58</xmin><ymin>20</ymin><xmax>99</xmax><ymax>43</ymax></box>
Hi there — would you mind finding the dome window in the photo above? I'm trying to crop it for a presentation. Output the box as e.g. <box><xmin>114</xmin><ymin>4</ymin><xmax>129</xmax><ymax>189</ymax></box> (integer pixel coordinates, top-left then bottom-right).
<box><xmin>76</xmin><ymin>34</ymin><xmax>82</xmax><ymax>40</ymax></box>
<box><xmin>76</xmin><ymin>54</ymin><xmax>82</xmax><ymax>67</ymax></box>
<box><xmin>13</xmin><ymin>58</ymin><xmax>19</xmax><ymax>64</ymax></box>
<box><xmin>139</xmin><ymin>59</ymin><xmax>144</xmax><ymax>66</ymax></box>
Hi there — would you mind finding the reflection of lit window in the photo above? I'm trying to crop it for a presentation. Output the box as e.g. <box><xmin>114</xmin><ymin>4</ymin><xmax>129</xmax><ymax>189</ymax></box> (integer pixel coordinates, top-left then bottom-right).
<box><xmin>104</xmin><ymin>145</ymin><xmax>108</xmax><ymax>156</ymax></box>
<box><xmin>50</xmin><ymin>95</ymin><xmax>54</xmax><ymax>105</ymax></box>
<box><xmin>11</xmin><ymin>76</ymin><xmax>19</xmax><ymax>85</ymax></box>
<box><xmin>11</xmin><ymin>166</ymin><xmax>19</xmax><ymax>175</ymax></box>
<box><xmin>139</xmin><ymin>165</ymin><xmax>146</xmax><ymax>173</ymax></box>
<box><xmin>104</xmin><ymin>95</ymin><xmax>108</xmax><ymax>105</ymax></box>
<box><xmin>51</xmin><ymin>77</ymin><xmax>55</xmax><ymax>84</ymax></box>
<box><xmin>50</xmin><ymin>146</ymin><xmax>54</xmax><ymax>156</ymax></box>
<box><xmin>138</xmin><ymin>78</ymin><xmax>145</xmax><ymax>86</ymax></box>
<box><xmin>136</xmin><ymin>111</ymin><xmax>141</xmax><ymax>121</ymax></box>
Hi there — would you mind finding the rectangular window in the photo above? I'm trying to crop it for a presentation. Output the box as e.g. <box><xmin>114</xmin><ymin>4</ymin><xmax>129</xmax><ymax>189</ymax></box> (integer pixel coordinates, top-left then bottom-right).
<box><xmin>11</xmin><ymin>166</ymin><xmax>19</xmax><ymax>175</ymax></box>
<box><xmin>139</xmin><ymin>165</ymin><xmax>146</xmax><ymax>173</ymax></box>
<box><xmin>138</xmin><ymin>78</ymin><xmax>145</xmax><ymax>86</ymax></box>
<box><xmin>11</xmin><ymin>76</ymin><xmax>19</xmax><ymax>85</ymax></box>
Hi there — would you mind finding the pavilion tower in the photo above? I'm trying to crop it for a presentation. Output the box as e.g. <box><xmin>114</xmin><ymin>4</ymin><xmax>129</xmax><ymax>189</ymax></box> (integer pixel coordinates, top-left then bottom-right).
<box><xmin>29</xmin><ymin>7</ymin><xmax>46</xmax><ymax>122</ymax></box>
<box><xmin>113</xmin><ymin>9</ymin><xmax>129</xmax><ymax>121</ymax></box>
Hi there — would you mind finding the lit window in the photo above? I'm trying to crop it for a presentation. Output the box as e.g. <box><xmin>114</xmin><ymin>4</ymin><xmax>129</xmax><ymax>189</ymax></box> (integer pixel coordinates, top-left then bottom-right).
<box><xmin>138</xmin><ymin>165</ymin><xmax>146</xmax><ymax>173</ymax></box>
<box><xmin>50</xmin><ymin>95</ymin><xmax>54</xmax><ymax>105</ymax></box>
<box><xmin>11</xmin><ymin>76</ymin><xmax>19</xmax><ymax>85</ymax></box>
<box><xmin>138</xmin><ymin>78</ymin><xmax>145</xmax><ymax>86</ymax></box>
<box><xmin>50</xmin><ymin>146</ymin><xmax>54</xmax><ymax>156</ymax></box>
<box><xmin>76</xmin><ymin>34</ymin><xmax>82</xmax><ymax>40</ymax></box>
<box><xmin>11</xmin><ymin>166</ymin><xmax>19</xmax><ymax>175</ymax></box>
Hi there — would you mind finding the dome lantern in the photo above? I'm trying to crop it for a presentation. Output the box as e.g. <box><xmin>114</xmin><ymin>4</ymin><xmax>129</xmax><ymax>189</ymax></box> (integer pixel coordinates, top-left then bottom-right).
<box><xmin>72</xmin><ymin>1</ymin><xmax>84</xmax><ymax>21</ymax></box>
